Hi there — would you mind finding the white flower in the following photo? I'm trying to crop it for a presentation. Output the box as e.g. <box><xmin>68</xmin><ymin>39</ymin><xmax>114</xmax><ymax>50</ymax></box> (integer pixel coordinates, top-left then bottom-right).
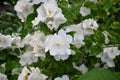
<box><xmin>12</xmin><ymin>36</ymin><xmax>24</xmax><ymax>48</ymax></box>
<box><xmin>18</xmin><ymin>66</ymin><xmax>47</xmax><ymax>80</ymax></box>
<box><xmin>46</xmin><ymin>21</ymin><xmax>56</xmax><ymax>30</ymax></box>
<box><xmin>82</xmin><ymin>19</ymin><xmax>99</xmax><ymax>36</ymax></box>
<box><xmin>0</xmin><ymin>34</ymin><xmax>12</xmax><ymax>49</ymax></box>
<box><xmin>89</xmin><ymin>0</ymin><xmax>98</xmax><ymax>3</ymax></box>
<box><xmin>64</xmin><ymin>23</ymin><xmax>85</xmax><ymax>48</ymax></box>
<box><xmin>51</xmin><ymin>10</ymin><xmax>67</xmax><ymax>30</ymax></box>
<box><xmin>19</xmin><ymin>47</ymin><xmax>38</xmax><ymax>66</ymax></box>
<box><xmin>30</xmin><ymin>31</ymin><xmax>46</xmax><ymax>48</ymax></box>
<box><xmin>0</xmin><ymin>73</ymin><xmax>8</xmax><ymax>80</ymax></box>
<box><xmin>29</xmin><ymin>31</ymin><xmax>46</xmax><ymax>59</ymax></box>
<box><xmin>46</xmin><ymin>10</ymin><xmax>67</xmax><ymax>30</ymax></box>
<box><xmin>73</xmin><ymin>63</ymin><xmax>88</xmax><ymax>74</ymax></box>
<box><xmin>34</xmin><ymin>0</ymin><xmax>58</xmax><ymax>23</ymax></box>
<box><xmin>23</xmin><ymin>31</ymin><xmax>46</xmax><ymax>60</ymax></box>
<box><xmin>54</xmin><ymin>75</ymin><xmax>69</xmax><ymax>80</ymax></box>
<box><xmin>31</xmin><ymin>0</ymin><xmax>45</xmax><ymax>4</ymax></box>
<box><xmin>32</xmin><ymin>17</ymin><xmax>41</xmax><ymax>26</ymax></box>
<box><xmin>96</xmin><ymin>52</ymin><xmax>115</xmax><ymax>67</ymax></box>
<box><xmin>32</xmin><ymin>0</ymin><xmax>67</xmax><ymax>30</ymax></box>
<box><xmin>45</xmin><ymin>29</ymin><xmax>73</xmax><ymax>61</ymax></box>
<box><xmin>14</xmin><ymin>0</ymin><xmax>34</xmax><ymax>22</ymax></box>
<box><xmin>18</xmin><ymin>66</ymin><xmax>30</xmax><ymax>80</ymax></box>
<box><xmin>43</xmin><ymin>0</ymin><xmax>58</xmax><ymax>18</ymax></box>
<box><xmin>28</xmin><ymin>67</ymin><xmax>48</xmax><ymax>80</ymax></box>
<box><xmin>104</xmin><ymin>47</ymin><xmax>120</xmax><ymax>59</ymax></box>
<box><xmin>79</xmin><ymin>6</ymin><xmax>91</xmax><ymax>17</ymax></box>
<box><xmin>23</xmin><ymin>34</ymin><xmax>32</xmax><ymax>45</ymax></box>
<box><xmin>96</xmin><ymin>47</ymin><xmax>120</xmax><ymax>67</ymax></box>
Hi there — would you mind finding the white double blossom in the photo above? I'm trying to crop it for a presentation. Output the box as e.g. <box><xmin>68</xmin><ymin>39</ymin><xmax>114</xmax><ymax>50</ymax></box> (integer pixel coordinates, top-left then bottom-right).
<box><xmin>64</xmin><ymin>23</ymin><xmax>85</xmax><ymax>48</ymax></box>
<box><xmin>18</xmin><ymin>66</ymin><xmax>47</xmax><ymax>80</ymax></box>
<box><xmin>14</xmin><ymin>0</ymin><xmax>34</xmax><ymax>22</ymax></box>
<box><xmin>19</xmin><ymin>46</ymin><xmax>38</xmax><ymax>66</ymax></box>
<box><xmin>81</xmin><ymin>19</ymin><xmax>99</xmax><ymax>36</ymax></box>
<box><xmin>19</xmin><ymin>31</ymin><xmax>47</xmax><ymax>66</ymax></box>
<box><xmin>96</xmin><ymin>47</ymin><xmax>120</xmax><ymax>67</ymax></box>
<box><xmin>79</xmin><ymin>6</ymin><xmax>91</xmax><ymax>17</ymax></box>
<box><xmin>23</xmin><ymin>34</ymin><xmax>32</xmax><ymax>45</ymax></box>
<box><xmin>54</xmin><ymin>75</ymin><xmax>69</xmax><ymax>80</ymax></box>
<box><xmin>0</xmin><ymin>34</ymin><xmax>12</xmax><ymax>49</ymax></box>
<box><xmin>45</xmin><ymin>29</ymin><xmax>73</xmax><ymax>61</ymax></box>
<box><xmin>29</xmin><ymin>31</ymin><xmax>46</xmax><ymax>59</ymax></box>
<box><xmin>12</xmin><ymin>35</ymin><xmax>24</xmax><ymax>48</ymax></box>
<box><xmin>32</xmin><ymin>0</ymin><xmax>67</xmax><ymax>30</ymax></box>
<box><xmin>28</xmin><ymin>67</ymin><xmax>48</xmax><ymax>80</ymax></box>
<box><xmin>0</xmin><ymin>73</ymin><xmax>8</xmax><ymax>80</ymax></box>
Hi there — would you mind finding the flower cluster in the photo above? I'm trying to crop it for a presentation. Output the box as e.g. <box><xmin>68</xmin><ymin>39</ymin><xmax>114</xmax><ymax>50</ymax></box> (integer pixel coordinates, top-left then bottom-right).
<box><xmin>96</xmin><ymin>47</ymin><xmax>120</xmax><ymax>67</ymax></box>
<box><xmin>32</xmin><ymin>0</ymin><xmax>67</xmax><ymax>30</ymax></box>
<box><xmin>18</xmin><ymin>66</ymin><xmax>47</xmax><ymax>80</ymax></box>
<box><xmin>0</xmin><ymin>0</ymin><xmax>120</xmax><ymax>80</ymax></box>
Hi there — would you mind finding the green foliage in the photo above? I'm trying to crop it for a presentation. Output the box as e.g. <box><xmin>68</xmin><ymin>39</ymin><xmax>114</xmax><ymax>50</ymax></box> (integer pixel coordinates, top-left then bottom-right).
<box><xmin>25</xmin><ymin>12</ymin><xmax>37</xmax><ymax>27</ymax></box>
<box><xmin>94</xmin><ymin>30</ymin><xmax>105</xmax><ymax>44</ymax></box>
<box><xmin>0</xmin><ymin>0</ymin><xmax>120</xmax><ymax>80</ymax></box>
<box><xmin>77</xmin><ymin>69</ymin><xmax>117</xmax><ymax>80</ymax></box>
<box><xmin>5</xmin><ymin>60</ymin><xmax>20</xmax><ymax>72</ymax></box>
<box><xmin>0</xmin><ymin>13</ymin><xmax>23</xmax><ymax>35</ymax></box>
<box><xmin>90</xmin><ymin>44</ymin><xmax>103</xmax><ymax>56</ymax></box>
<box><xmin>0</xmin><ymin>66</ymin><xmax>5</xmax><ymax>73</ymax></box>
<box><xmin>9</xmin><ymin>75</ymin><xmax>18</xmax><ymax>80</ymax></box>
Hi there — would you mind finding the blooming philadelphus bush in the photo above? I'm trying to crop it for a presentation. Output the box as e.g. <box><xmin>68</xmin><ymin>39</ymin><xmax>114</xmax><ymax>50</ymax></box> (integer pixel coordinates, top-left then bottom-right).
<box><xmin>0</xmin><ymin>0</ymin><xmax>120</xmax><ymax>80</ymax></box>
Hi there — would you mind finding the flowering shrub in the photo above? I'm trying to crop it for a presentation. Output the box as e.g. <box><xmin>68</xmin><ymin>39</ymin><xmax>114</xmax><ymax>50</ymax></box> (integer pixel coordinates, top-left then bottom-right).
<box><xmin>0</xmin><ymin>0</ymin><xmax>120</xmax><ymax>80</ymax></box>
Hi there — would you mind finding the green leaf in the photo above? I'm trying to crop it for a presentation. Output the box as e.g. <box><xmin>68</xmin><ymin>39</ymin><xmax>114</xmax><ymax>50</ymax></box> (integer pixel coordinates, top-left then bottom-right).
<box><xmin>67</xmin><ymin>31</ymin><xmax>76</xmax><ymax>37</ymax></box>
<box><xmin>108</xmin><ymin>31</ymin><xmax>120</xmax><ymax>44</ymax></box>
<box><xmin>77</xmin><ymin>69</ymin><xmax>116</xmax><ymax>80</ymax></box>
<box><xmin>114</xmin><ymin>72</ymin><xmax>120</xmax><ymax>80</ymax></box>
<box><xmin>5</xmin><ymin>60</ymin><xmax>20</xmax><ymax>72</ymax></box>
<box><xmin>94</xmin><ymin>30</ymin><xmax>105</xmax><ymax>44</ymax></box>
<box><xmin>90</xmin><ymin>44</ymin><xmax>103</xmax><ymax>56</ymax></box>
<box><xmin>9</xmin><ymin>75</ymin><xmax>18</xmax><ymax>80</ymax></box>
<box><xmin>25</xmin><ymin>12</ymin><xmax>37</xmax><ymax>27</ymax></box>
<box><xmin>58</xmin><ymin>0</ymin><xmax>68</xmax><ymax>8</ymax></box>
<box><xmin>84</xmin><ymin>37</ymin><xmax>93</xmax><ymax>49</ymax></box>
<box><xmin>110</xmin><ymin>22</ymin><xmax>120</xmax><ymax>30</ymax></box>
<box><xmin>101</xmin><ymin>0</ymin><xmax>112</xmax><ymax>10</ymax></box>
<box><xmin>0</xmin><ymin>67</ymin><xmax>5</xmax><ymax>73</ymax></box>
